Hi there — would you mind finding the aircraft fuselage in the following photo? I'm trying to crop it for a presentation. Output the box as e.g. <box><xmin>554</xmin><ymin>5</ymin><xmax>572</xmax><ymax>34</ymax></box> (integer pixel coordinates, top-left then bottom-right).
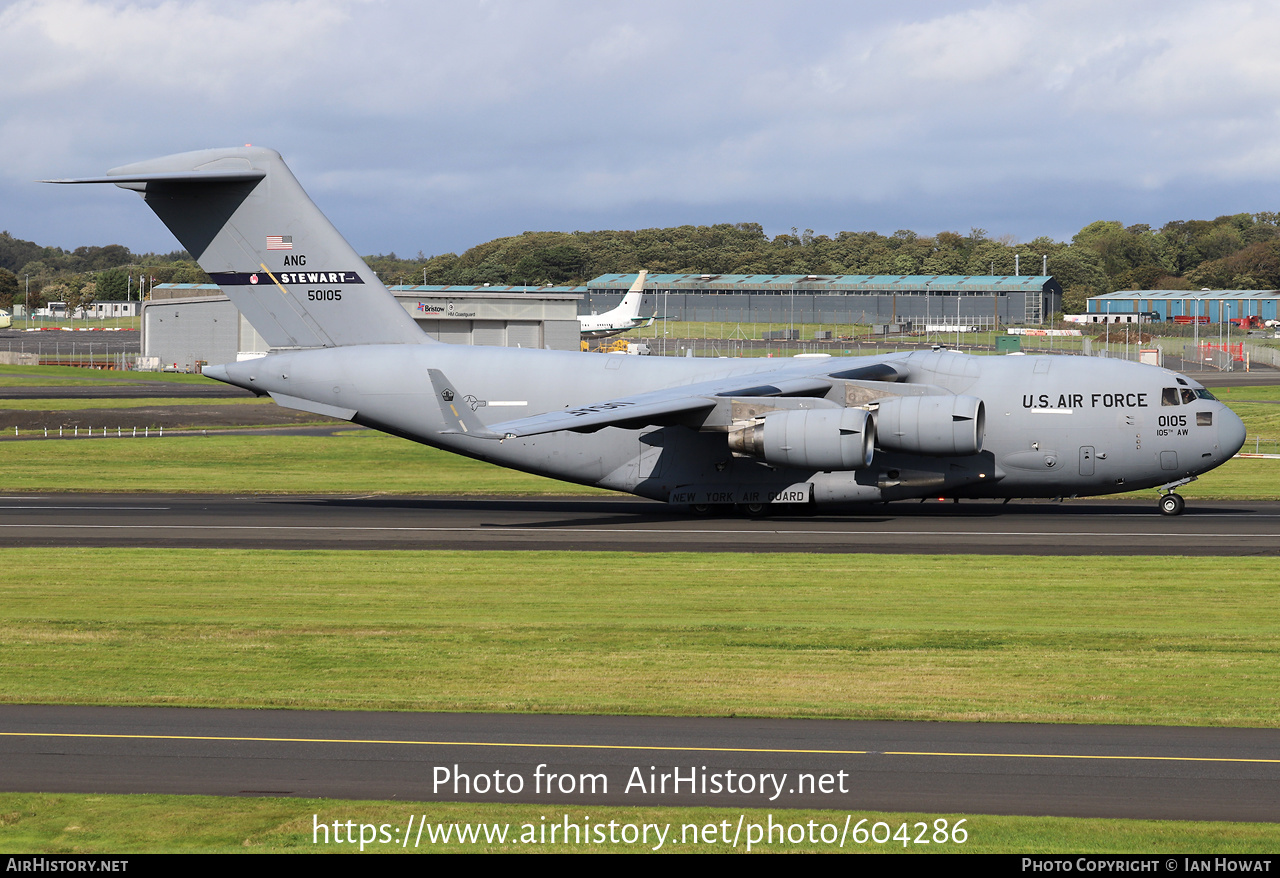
<box><xmin>214</xmin><ymin>345</ymin><xmax>1245</xmax><ymax>509</ymax></box>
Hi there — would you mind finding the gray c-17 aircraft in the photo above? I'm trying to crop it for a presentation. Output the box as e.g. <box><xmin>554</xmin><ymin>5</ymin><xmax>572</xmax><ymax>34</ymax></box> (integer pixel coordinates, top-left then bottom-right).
<box><xmin>50</xmin><ymin>147</ymin><xmax>1247</xmax><ymax>516</ymax></box>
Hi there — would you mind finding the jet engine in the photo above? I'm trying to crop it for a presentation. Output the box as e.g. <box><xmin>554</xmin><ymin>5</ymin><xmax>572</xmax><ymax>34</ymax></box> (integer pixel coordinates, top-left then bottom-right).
<box><xmin>875</xmin><ymin>394</ymin><xmax>985</xmax><ymax>456</ymax></box>
<box><xmin>727</xmin><ymin>407</ymin><xmax>875</xmax><ymax>470</ymax></box>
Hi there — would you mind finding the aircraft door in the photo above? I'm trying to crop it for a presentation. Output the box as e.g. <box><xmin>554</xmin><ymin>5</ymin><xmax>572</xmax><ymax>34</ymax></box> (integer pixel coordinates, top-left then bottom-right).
<box><xmin>636</xmin><ymin>429</ymin><xmax>665</xmax><ymax>479</ymax></box>
<box><xmin>1079</xmin><ymin>446</ymin><xmax>1095</xmax><ymax>476</ymax></box>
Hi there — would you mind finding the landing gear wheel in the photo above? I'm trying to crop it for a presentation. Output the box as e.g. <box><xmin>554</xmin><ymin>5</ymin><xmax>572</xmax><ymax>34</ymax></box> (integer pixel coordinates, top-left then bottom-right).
<box><xmin>1159</xmin><ymin>493</ymin><xmax>1185</xmax><ymax>516</ymax></box>
<box><xmin>738</xmin><ymin>502</ymin><xmax>769</xmax><ymax>518</ymax></box>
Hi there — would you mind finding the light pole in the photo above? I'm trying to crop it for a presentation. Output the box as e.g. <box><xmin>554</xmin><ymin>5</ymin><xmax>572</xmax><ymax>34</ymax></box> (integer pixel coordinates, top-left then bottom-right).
<box><xmin>1192</xmin><ymin>293</ymin><xmax>1198</xmax><ymax>369</ymax></box>
<box><xmin>790</xmin><ymin>280</ymin><xmax>796</xmax><ymax>343</ymax></box>
<box><xmin>1226</xmin><ymin>301</ymin><xmax>1231</xmax><ymax>371</ymax></box>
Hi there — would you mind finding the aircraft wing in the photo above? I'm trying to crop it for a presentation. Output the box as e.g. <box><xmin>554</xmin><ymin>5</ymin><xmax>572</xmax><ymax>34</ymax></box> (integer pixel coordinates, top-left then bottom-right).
<box><xmin>489</xmin><ymin>373</ymin><xmax>839</xmax><ymax>438</ymax></box>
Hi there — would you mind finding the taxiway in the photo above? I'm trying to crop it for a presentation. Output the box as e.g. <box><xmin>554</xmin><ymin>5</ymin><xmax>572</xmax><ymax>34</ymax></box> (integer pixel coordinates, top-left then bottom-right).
<box><xmin>3</xmin><ymin>705</ymin><xmax>1277</xmax><ymax>821</ymax></box>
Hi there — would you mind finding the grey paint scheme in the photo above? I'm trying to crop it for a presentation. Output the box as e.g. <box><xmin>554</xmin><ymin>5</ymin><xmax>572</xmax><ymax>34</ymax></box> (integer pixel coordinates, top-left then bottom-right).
<box><xmin>51</xmin><ymin>147</ymin><xmax>1247</xmax><ymax>509</ymax></box>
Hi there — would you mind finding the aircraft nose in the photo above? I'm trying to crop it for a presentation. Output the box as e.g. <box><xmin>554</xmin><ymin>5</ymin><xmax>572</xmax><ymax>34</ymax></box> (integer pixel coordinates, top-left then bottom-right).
<box><xmin>201</xmin><ymin>363</ymin><xmax>229</xmax><ymax>383</ymax></box>
<box><xmin>1219</xmin><ymin>404</ymin><xmax>1246</xmax><ymax>457</ymax></box>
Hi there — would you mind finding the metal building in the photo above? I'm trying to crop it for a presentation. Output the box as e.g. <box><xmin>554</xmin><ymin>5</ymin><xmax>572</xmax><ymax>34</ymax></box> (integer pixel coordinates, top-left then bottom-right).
<box><xmin>585</xmin><ymin>274</ymin><xmax>1062</xmax><ymax>327</ymax></box>
<box><xmin>143</xmin><ymin>283</ymin><xmax>583</xmax><ymax>371</ymax></box>
<box><xmin>1088</xmin><ymin>290</ymin><xmax>1280</xmax><ymax>324</ymax></box>
<box><xmin>388</xmin><ymin>284</ymin><xmax>582</xmax><ymax>349</ymax></box>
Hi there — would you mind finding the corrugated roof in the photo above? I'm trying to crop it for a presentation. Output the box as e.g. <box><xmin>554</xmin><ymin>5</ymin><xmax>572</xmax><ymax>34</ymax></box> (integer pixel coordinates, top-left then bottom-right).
<box><xmin>152</xmin><ymin>283</ymin><xmax>584</xmax><ymax>298</ymax></box>
<box><xmin>1091</xmin><ymin>289</ymin><xmax>1279</xmax><ymax>301</ymax></box>
<box><xmin>392</xmin><ymin>284</ymin><xmax>587</xmax><ymax>294</ymax></box>
<box><xmin>588</xmin><ymin>273</ymin><xmax>1056</xmax><ymax>292</ymax></box>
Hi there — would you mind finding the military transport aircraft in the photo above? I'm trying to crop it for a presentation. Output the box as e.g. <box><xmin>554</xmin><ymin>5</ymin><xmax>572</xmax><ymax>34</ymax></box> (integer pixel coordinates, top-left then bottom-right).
<box><xmin>579</xmin><ymin>270</ymin><xmax>653</xmax><ymax>339</ymax></box>
<box><xmin>50</xmin><ymin>147</ymin><xmax>1246</xmax><ymax>516</ymax></box>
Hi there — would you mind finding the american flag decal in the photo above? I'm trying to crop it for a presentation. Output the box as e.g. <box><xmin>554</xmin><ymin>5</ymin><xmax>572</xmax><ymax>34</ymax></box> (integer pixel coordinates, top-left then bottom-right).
<box><xmin>266</xmin><ymin>235</ymin><xmax>293</xmax><ymax>250</ymax></box>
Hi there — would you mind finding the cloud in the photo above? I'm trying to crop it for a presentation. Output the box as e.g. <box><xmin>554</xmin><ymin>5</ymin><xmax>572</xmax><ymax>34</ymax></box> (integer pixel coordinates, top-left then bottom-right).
<box><xmin>5</xmin><ymin>0</ymin><xmax>1280</xmax><ymax>255</ymax></box>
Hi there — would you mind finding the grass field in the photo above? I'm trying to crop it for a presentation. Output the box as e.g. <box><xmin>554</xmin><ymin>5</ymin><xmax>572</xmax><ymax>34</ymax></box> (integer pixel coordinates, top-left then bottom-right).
<box><xmin>1</xmin><ymin>366</ymin><xmax>1276</xmax><ymax>496</ymax></box>
<box><xmin>0</xmin><ymin>396</ymin><xmax>274</xmax><ymax>411</ymax></box>
<box><xmin>0</xmin><ymin>366</ymin><xmax>213</xmax><ymax>386</ymax></box>
<box><xmin>4</xmin><ymin>549</ymin><xmax>1278</xmax><ymax>725</ymax></box>
<box><xmin>6</xmin><ymin>793</ymin><xmax>1278</xmax><ymax>854</ymax></box>
<box><xmin>0</xmin><ymin>431</ymin><xmax>605</xmax><ymax>494</ymax></box>
<box><xmin>0</xmin><ymin>427</ymin><xmax>1276</xmax><ymax>497</ymax></box>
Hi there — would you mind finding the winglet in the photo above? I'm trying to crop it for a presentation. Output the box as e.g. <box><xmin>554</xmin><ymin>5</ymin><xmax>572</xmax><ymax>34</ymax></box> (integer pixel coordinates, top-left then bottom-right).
<box><xmin>427</xmin><ymin>369</ymin><xmax>505</xmax><ymax>439</ymax></box>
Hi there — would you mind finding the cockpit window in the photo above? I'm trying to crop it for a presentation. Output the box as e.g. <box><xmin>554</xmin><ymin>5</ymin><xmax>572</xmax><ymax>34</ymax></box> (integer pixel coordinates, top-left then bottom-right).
<box><xmin>1162</xmin><ymin>387</ymin><xmax>1180</xmax><ymax>406</ymax></box>
<box><xmin>1181</xmin><ymin>389</ymin><xmax>1197</xmax><ymax>404</ymax></box>
<box><xmin>1195</xmin><ymin>389</ymin><xmax>1218</xmax><ymax>401</ymax></box>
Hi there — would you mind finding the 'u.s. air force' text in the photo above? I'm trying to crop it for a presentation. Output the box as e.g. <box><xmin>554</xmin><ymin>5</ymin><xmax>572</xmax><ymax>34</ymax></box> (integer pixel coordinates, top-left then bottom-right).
<box><xmin>1023</xmin><ymin>393</ymin><xmax>1149</xmax><ymax>409</ymax></box>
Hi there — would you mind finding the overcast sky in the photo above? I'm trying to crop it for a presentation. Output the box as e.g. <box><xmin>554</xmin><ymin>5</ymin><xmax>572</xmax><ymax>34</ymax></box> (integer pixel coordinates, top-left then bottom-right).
<box><xmin>5</xmin><ymin>0</ymin><xmax>1280</xmax><ymax>259</ymax></box>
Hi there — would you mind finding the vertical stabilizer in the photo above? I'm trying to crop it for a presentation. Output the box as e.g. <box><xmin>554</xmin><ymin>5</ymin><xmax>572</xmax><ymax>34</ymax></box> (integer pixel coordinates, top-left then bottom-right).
<box><xmin>48</xmin><ymin>147</ymin><xmax>426</xmax><ymax>348</ymax></box>
<box><xmin>616</xmin><ymin>269</ymin><xmax>648</xmax><ymax>321</ymax></box>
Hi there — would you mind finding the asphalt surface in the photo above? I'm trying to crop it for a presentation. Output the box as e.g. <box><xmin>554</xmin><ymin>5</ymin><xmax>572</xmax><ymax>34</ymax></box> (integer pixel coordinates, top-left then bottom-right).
<box><xmin>0</xmin><ymin>492</ymin><xmax>1275</xmax><ymax>554</ymax></box>
<box><xmin>0</xmin><ymin>327</ymin><xmax>140</xmax><ymax>358</ymax></box>
<box><xmin>3</xmin><ymin>705</ymin><xmax>1277</xmax><ymax>821</ymax></box>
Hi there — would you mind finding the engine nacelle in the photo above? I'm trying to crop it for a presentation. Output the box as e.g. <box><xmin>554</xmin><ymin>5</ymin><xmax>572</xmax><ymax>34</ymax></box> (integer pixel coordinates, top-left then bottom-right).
<box><xmin>875</xmin><ymin>394</ymin><xmax>985</xmax><ymax>456</ymax></box>
<box><xmin>728</xmin><ymin>408</ymin><xmax>875</xmax><ymax>471</ymax></box>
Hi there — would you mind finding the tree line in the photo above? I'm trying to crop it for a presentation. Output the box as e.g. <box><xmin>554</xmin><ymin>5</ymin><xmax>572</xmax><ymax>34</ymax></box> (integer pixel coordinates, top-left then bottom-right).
<box><xmin>366</xmin><ymin>213</ymin><xmax>1280</xmax><ymax>315</ymax></box>
<box><xmin>7</xmin><ymin>213</ymin><xmax>1280</xmax><ymax>314</ymax></box>
<box><xmin>0</xmin><ymin>231</ymin><xmax>210</xmax><ymax>311</ymax></box>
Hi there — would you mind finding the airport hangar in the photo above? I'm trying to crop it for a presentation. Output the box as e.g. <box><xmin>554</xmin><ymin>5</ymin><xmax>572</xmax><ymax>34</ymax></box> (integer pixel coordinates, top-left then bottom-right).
<box><xmin>141</xmin><ymin>274</ymin><xmax>1063</xmax><ymax>369</ymax></box>
<box><xmin>586</xmin><ymin>273</ymin><xmax>1062</xmax><ymax>328</ymax></box>
<box><xmin>142</xmin><ymin>283</ymin><xmax>585</xmax><ymax>370</ymax></box>
<box><xmin>1087</xmin><ymin>289</ymin><xmax>1280</xmax><ymax>323</ymax></box>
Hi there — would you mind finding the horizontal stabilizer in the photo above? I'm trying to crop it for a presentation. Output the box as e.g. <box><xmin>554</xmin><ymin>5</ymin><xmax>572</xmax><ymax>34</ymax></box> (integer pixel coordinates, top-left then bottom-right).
<box><xmin>268</xmin><ymin>392</ymin><xmax>357</xmax><ymax>422</ymax></box>
<box><xmin>44</xmin><ymin>170</ymin><xmax>266</xmax><ymax>188</ymax></box>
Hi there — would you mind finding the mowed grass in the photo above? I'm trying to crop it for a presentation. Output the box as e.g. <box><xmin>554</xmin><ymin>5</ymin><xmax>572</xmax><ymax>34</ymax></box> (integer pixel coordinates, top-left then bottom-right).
<box><xmin>1</xmin><ymin>368</ymin><xmax>1278</xmax><ymax>496</ymax></box>
<box><xmin>0</xmin><ymin>426</ymin><xmax>1277</xmax><ymax>497</ymax></box>
<box><xmin>3</xmin><ymin>550</ymin><xmax>1278</xmax><ymax>726</ymax></box>
<box><xmin>5</xmin><ymin>793</ymin><xmax>1278</xmax><ymax>854</ymax></box>
<box><xmin>0</xmin><ymin>396</ymin><xmax>271</xmax><ymax>411</ymax></box>
<box><xmin>0</xmin><ymin>430</ymin><xmax>605</xmax><ymax>495</ymax></box>
<box><xmin>1118</xmin><ymin>455</ymin><xmax>1280</xmax><ymax>500</ymax></box>
<box><xmin>0</xmin><ymin>365</ymin><xmax>216</xmax><ymax>385</ymax></box>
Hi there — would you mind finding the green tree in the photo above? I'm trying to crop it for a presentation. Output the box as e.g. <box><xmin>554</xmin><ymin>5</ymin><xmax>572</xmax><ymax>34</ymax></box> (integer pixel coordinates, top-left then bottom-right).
<box><xmin>0</xmin><ymin>268</ymin><xmax>17</xmax><ymax>310</ymax></box>
<box><xmin>95</xmin><ymin>268</ymin><xmax>128</xmax><ymax>300</ymax></box>
<box><xmin>62</xmin><ymin>281</ymin><xmax>96</xmax><ymax>317</ymax></box>
<box><xmin>41</xmin><ymin>282</ymin><xmax>69</xmax><ymax>314</ymax></box>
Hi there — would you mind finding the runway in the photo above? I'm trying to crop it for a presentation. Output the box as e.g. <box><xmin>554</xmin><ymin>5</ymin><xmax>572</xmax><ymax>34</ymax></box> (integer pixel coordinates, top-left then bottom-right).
<box><xmin>2</xmin><ymin>705</ymin><xmax>1276</xmax><ymax>821</ymax></box>
<box><xmin>0</xmin><ymin>492</ymin><xmax>1276</xmax><ymax>554</ymax></box>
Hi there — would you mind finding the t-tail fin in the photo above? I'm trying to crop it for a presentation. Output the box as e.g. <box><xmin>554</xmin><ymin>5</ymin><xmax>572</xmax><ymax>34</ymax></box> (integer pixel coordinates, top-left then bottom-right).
<box><xmin>47</xmin><ymin>146</ymin><xmax>426</xmax><ymax>349</ymax></box>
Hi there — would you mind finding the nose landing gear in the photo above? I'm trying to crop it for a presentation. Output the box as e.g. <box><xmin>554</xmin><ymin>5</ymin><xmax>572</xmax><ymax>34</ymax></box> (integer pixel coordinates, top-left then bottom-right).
<box><xmin>1157</xmin><ymin>476</ymin><xmax>1196</xmax><ymax>516</ymax></box>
